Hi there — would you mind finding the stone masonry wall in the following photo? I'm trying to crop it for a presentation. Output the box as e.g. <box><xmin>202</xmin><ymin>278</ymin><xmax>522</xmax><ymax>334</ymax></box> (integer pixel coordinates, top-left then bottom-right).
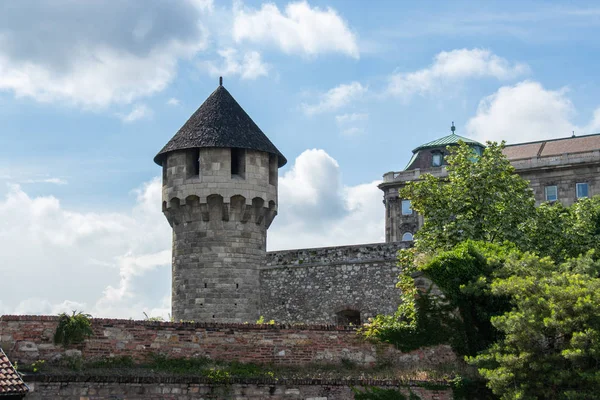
<box><xmin>24</xmin><ymin>376</ymin><xmax>453</xmax><ymax>400</ymax></box>
<box><xmin>261</xmin><ymin>242</ymin><xmax>408</xmax><ymax>324</ymax></box>
<box><xmin>0</xmin><ymin>316</ymin><xmax>455</xmax><ymax>369</ymax></box>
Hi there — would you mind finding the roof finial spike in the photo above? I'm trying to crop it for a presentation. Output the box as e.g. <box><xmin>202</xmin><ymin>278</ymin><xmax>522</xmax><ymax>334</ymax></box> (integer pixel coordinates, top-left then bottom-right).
<box><xmin>219</xmin><ymin>76</ymin><xmax>223</xmax><ymax>86</ymax></box>
<box><xmin>451</xmin><ymin>121</ymin><xmax>456</xmax><ymax>133</ymax></box>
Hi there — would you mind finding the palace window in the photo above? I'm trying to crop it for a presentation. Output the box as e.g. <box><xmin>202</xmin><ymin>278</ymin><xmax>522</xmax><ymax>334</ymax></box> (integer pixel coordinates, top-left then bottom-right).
<box><xmin>432</xmin><ymin>152</ymin><xmax>442</xmax><ymax>167</ymax></box>
<box><xmin>576</xmin><ymin>183</ymin><xmax>589</xmax><ymax>199</ymax></box>
<box><xmin>401</xmin><ymin>200</ymin><xmax>412</xmax><ymax>215</ymax></box>
<box><xmin>402</xmin><ymin>232</ymin><xmax>413</xmax><ymax>242</ymax></box>
<box><xmin>545</xmin><ymin>185</ymin><xmax>558</xmax><ymax>202</ymax></box>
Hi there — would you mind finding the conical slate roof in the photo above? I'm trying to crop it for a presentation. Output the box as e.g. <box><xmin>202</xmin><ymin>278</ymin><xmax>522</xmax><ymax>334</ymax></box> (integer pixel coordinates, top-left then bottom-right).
<box><xmin>154</xmin><ymin>84</ymin><xmax>287</xmax><ymax>167</ymax></box>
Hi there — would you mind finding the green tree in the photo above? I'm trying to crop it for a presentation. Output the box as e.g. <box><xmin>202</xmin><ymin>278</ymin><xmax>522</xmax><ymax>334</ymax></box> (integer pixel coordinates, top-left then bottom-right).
<box><xmin>470</xmin><ymin>252</ymin><xmax>600</xmax><ymax>399</ymax></box>
<box><xmin>401</xmin><ymin>141</ymin><xmax>535</xmax><ymax>252</ymax></box>
<box><xmin>524</xmin><ymin>196</ymin><xmax>600</xmax><ymax>262</ymax></box>
<box><xmin>361</xmin><ymin>241</ymin><xmax>516</xmax><ymax>357</ymax></box>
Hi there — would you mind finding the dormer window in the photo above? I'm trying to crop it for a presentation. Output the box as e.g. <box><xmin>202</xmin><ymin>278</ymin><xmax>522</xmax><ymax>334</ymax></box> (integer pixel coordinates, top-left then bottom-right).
<box><xmin>432</xmin><ymin>152</ymin><xmax>442</xmax><ymax>167</ymax></box>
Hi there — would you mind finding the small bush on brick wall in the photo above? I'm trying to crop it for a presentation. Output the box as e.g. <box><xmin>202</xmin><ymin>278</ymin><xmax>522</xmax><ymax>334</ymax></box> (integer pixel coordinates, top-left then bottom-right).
<box><xmin>53</xmin><ymin>311</ymin><xmax>93</xmax><ymax>347</ymax></box>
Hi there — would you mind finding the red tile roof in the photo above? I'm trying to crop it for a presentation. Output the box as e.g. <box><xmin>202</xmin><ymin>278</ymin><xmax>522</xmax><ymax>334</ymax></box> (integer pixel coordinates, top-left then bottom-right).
<box><xmin>0</xmin><ymin>348</ymin><xmax>28</xmax><ymax>396</ymax></box>
<box><xmin>504</xmin><ymin>133</ymin><xmax>600</xmax><ymax>160</ymax></box>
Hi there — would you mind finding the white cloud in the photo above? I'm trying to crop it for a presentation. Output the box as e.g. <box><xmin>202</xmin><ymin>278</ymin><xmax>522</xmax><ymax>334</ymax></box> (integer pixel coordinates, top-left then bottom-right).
<box><xmin>585</xmin><ymin>108</ymin><xmax>600</xmax><ymax>133</ymax></box>
<box><xmin>233</xmin><ymin>1</ymin><xmax>359</xmax><ymax>58</ymax></box>
<box><xmin>0</xmin><ymin>1</ymin><xmax>210</xmax><ymax>108</ymax></box>
<box><xmin>0</xmin><ymin>178</ymin><xmax>171</xmax><ymax>319</ymax></box>
<box><xmin>302</xmin><ymin>82</ymin><xmax>367</xmax><ymax>115</ymax></box>
<box><xmin>118</xmin><ymin>104</ymin><xmax>153</xmax><ymax>123</ymax></box>
<box><xmin>189</xmin><ymin>0</ymin><xmax>214</xmax><ymax>13</ymax></box>
<box><xmin>335</xmin><ymin>112</ymin><xmax>369</xmax><ymax>136</ymax></box>
<box><xmin>388</xmin><ymin>48</ymin><xmax>529</xmax><ymax>99</ymax></box>
<box><xmin>22</xmin><ymin>178</ymin><xmax>68</xmax><ymax>185</ymax></box>
<box><xmin>167</xmin><ymin>98</ymin><xmax>181</xmax><ymax>106</ymax></box>
<box><xmin>466</xmin><ymin>80</ymin><xmax>600</xmax><ymax>144</ymax></box>
<box><xmin>269</xmin><ymin>149</ymin><xmax>384</xmax><ymax>250</ymax></box>
<box><xmin>201</xmin><ymin>48</ymin><xmax>270</xmax><ymax>80</ymax></box>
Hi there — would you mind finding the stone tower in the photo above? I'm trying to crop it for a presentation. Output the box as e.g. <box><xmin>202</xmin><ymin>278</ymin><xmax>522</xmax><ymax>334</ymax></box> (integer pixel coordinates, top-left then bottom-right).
<box><xmin>154</xmin><ymin>80</ymin><xmax>287</xmax><ymax>323</ymax></box>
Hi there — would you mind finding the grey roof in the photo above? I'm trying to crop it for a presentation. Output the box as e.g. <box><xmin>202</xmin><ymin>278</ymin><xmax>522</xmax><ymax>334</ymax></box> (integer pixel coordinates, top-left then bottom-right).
<box><xmin>154</xmin><ymin>85</ymin><xmax>287</xmax><ymax>167</ymax></box>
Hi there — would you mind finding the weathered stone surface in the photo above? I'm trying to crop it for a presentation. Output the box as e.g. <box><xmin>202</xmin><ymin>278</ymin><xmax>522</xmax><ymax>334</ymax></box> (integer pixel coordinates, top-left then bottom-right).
<box><xmin>24</xmin><ymin>378</ymin><xmax>453</xmax><ymax>400</ymax></box>
<box><xmin>262</xmin><ymin>242</ymin><xmax>409</xmax><ymax>324</ymax></box>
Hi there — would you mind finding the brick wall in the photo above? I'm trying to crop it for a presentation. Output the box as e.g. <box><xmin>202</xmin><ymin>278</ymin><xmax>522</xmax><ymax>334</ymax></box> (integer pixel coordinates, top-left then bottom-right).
<box><xmin>24</xmin><ymin>375</ymin><xmax>453</xmax><ymax>400</ymax></box>
<box><xmin>0</xmin><ymin>316</ymin><xmax>455</xmax><ymax>369</ymax></box>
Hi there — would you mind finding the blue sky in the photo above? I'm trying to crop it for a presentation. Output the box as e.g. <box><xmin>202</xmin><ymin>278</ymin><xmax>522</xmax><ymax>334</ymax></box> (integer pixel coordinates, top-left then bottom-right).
<box><xmin>1</xmin><ymin>0</ymin><xmax>600</xmax><ymax>318</ymax></box>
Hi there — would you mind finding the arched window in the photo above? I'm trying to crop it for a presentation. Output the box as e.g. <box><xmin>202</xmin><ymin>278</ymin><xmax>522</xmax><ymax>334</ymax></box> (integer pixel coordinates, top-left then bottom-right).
<box><xmin>336</xmin><ymin>309</ymin><xmax>361</xmax><ymax>326</ymax></box>
<box><xmin>402</xmin><ymin>232</ymin><xmax>413</xmax><ymax>242</ymax></box>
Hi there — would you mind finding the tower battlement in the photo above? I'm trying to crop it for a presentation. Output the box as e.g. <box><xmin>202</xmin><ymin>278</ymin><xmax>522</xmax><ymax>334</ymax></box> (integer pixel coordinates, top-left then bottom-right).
<box><xmin>163</xmin><ymin>193</ymin><xmax>277</xmax><ymax>228</ymax></box>
<box><xmin>162</xmin><ymin>148</ymin><xmax>278</xmax><ymax>229</ymax></box>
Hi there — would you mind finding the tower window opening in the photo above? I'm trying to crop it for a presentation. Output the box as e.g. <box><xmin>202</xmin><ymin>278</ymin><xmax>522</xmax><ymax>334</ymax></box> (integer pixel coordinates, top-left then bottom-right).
<box><xmin>162</xmin><ymin>163</ymin><xmax>168</xmax><ymax>183</ymax></box>
<box><xmin>432</xmin><ymin>152</ymin><xmax>442</xmax><ymax>167</ymax></box>
<box><xmin>269</xmin><ymin>154</ymin><xmax>278</xmax><ymax>185</ymax></box>
<box><xmin>336</xmin><ymin>309</ymin><xmax>361</xmax><ymax>326</ymax></box>
<box><xmin>236</xmin><ymin>283</ymin><xmax>239</xmax><ymax>289</ymax></box>
<box><xmin>204</xmin><ymin>282</ymin><xmax>207</xmax><ymax>288</ymax></box>
<box><xmin>231</xmin><ymin>148</ymin><xmax>246</xmax><ymax>178</ymax></box>
<box><xmin>187</xmin><ymin>149</ymin><xmax>200</xmax><ymax>177</ymax></box>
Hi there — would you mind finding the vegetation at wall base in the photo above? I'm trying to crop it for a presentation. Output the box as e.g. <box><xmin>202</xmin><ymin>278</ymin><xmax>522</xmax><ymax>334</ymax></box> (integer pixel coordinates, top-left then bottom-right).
<box><xmin>362</xmin><ymin>141</ymin><xmax>600</xmax><ymax>399</ymax></box>
<box><xmin>53</xmin><ymin>311</ymin><xmax>93</xmax><ymax>347</ymax></box>
<box><xmin>352</xmin><ymin>386</ymin><xmax>421</xmax><ymax>400</ymax></box>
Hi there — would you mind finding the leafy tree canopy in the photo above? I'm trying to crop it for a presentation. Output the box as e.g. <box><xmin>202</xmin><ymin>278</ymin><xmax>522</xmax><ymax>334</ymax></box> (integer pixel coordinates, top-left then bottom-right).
<box><xmin>401</xmin><ymin>141</ymin><xmax>535</xmax><ymax>252</ymax></box>
<box><xmin>470</xmin><ymin>252</ymin><xmax>600</xmax><ymax>400</ymax></box>
<box><xmin>525</xmin><ymin>196</ymin><xmax>600</xmax><ymax>262</ymax></box>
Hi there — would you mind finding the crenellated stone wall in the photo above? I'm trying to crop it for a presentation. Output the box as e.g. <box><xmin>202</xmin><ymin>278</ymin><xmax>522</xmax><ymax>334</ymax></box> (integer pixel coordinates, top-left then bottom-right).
<box><xmin>261</xmin><ymin>242</ymin><xmax>408</xmax><ymax>324</ymax></box>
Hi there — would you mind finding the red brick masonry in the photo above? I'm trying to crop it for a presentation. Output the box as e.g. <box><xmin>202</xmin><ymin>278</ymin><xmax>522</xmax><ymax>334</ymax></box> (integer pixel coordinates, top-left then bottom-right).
<box><xmin>0</xmin><ymin>315</ymin><xmax>455</xmax><ymax>368</ymax></box>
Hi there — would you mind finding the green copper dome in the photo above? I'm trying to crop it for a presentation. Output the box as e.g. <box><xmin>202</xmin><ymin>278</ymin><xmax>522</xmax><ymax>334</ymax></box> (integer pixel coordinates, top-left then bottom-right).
<box><xmin>404</xmin><ymin>124</ymin><xmax>484</xmax><ymax>170</ymax></box>
<box><xmin>411</xmin><ymin>133</ymin><xmax>483</xmax><ymax>153</ymax></box>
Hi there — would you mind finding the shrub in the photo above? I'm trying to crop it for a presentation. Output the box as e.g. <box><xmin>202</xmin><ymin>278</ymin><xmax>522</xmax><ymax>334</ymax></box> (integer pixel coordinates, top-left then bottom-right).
<box><xmin>53</xmin><ymin>311</ymin><xmax>93</xmax><ymax>347</ymax></box>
